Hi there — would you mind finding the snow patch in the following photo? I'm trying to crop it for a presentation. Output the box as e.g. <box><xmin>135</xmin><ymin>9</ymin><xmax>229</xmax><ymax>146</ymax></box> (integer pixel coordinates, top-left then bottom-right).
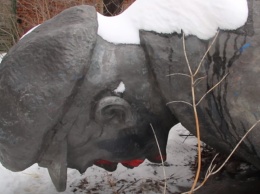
<box><xmin>97</xmin><ymin>0</ymin><xmax>248</xmax><ymax>44</ymax></box>
<box><xmin>114</xmin><ymin>81</ymin><xmax>126</xmax><ymax>94</ymax></box>
<box><xmin>0</xmin><ymin>53</ymin><xmax>6</xmax><ymax>64</ymax></box>
<box><xmin>20</xmin><ymin>24</ymin><xmax>41</xmax><ymax>39</ymax></box>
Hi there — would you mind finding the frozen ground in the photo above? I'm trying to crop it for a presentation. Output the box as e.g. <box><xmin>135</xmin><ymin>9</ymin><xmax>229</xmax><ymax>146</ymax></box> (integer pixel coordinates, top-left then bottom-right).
<box><xmin>0</xmin><ymin>123</ymin><xmax>198</xmax><ymax>194</ymax></box>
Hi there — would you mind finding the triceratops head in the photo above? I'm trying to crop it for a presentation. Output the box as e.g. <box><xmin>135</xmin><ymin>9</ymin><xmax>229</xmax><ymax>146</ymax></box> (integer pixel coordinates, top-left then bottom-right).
<box><xmin>0</xmin><ymin>5</ymin><xmax>177</xmax><ymax>191</ymax></box>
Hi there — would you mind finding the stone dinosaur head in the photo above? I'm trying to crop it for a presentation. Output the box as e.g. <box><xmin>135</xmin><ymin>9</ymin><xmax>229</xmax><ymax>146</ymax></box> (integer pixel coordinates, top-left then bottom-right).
<box><xmin>0</xmin><ymin>5</ymin><xmax>177</xmax><ymax>191</ymax></box>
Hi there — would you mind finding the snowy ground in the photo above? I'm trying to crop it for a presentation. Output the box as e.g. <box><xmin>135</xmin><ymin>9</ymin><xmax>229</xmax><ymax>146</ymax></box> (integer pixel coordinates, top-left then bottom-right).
<box><xmin>0</xmin><ymin>123</ymin><xmax>198</xmax><ymax>194</ymax></box>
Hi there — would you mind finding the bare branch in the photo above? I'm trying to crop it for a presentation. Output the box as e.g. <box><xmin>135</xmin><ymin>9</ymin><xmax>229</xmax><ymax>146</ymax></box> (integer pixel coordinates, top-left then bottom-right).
<box><xmin>182</xmin><ymin>119</ymin><xmax>260</xmax><ymax>194</ymax></box>
<box><xmin>117</xmin><ymin>179</ymin><xmax>141</xmax><ymax>193</ymax></box>
<box><xmin>150</xmin><ymin>124</ymin><xmax>167</xmax><ymax>194</ymax></box>
<box><xmin>181</xmin><ymin>32</ymin><xmax>203</xmax><ymax>194</ymax></box>
<box><xmin>166</xmin><ymin>73</ymin><xmax>191</xmax><ymax>78</ymax></box>
<box><xmin>196</xmin><ymin>73</ymin><xmax>229</xmax><ymax>106</ymax></box>
<box><xmin>182</xmin><ymin>33</ymin><xmax>193</xmax><ymax>75</ymax></box>
<box><xmin>194</xmin><ymin>30</ymin><xmax>220</xmax><ymax>76</ymax></box>
<box><xmin>212</xmin><ymin>119</ymin><xmax>260</xmax><ymax>175</ymax></box>
<box><xmin>166</xmin><ymin>101</ymin><xmax>193</xmax><ymax>107</ymax></box>
<box><xmin>205</xmin><ymin>153</ymin><xmax>218</xmax><ymax>177</ymax></box>
<box><xmin>193</xmin><ymin>75</ymin><xmax>207</xmax><ymax>86</ymax></box>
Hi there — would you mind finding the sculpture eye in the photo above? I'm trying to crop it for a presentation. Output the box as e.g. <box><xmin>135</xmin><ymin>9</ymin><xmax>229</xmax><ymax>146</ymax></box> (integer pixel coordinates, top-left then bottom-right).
<box><xmin>101</xmin><ymin>105</ymin><xmax>126</xmax><ymax>124</ymax></box>
<box><xmin>94</xmin><ymin>96</ymin><xmax>134</xmax><ymax>126</ymax></box>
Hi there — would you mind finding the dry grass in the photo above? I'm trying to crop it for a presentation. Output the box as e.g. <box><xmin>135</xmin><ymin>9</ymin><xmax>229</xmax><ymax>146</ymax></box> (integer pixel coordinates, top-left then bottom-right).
<box><xmin>0</xmin><ymin>0</ymin><xmax>135</xmax><ymax>52</ymax></box>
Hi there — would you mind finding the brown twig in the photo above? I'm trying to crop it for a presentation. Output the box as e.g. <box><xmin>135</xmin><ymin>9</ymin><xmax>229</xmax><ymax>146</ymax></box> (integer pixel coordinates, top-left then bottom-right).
<box><xmin>194</xmin><ymin>30</ymin><xmax>220</xmax><ymax>76</ymax></box>
<box><xmin>166</xmin><ymin>73</ymin><xmax>191</xmax><ymax>77</ymax></box>
<box><xmin>181</xmin><ymin>31</ymin><xmax>220</xmax><ymax>194</ymax></box>
<box><xmin>196</xmin><ymin>73</ymin><xmax>229</xmax><ymax>106</ymax></box>
<box><xmin>166</xmin><ymin>101</ymin><xmax>193</xmax><ymax>107</ymax></box>
<box><xmin>182</xmin><ymin>33</ymin><xmax>202</xmax><ymax>194</ymax></box>
<box><xmin>182</xmin><ymin>119</ymin><xmax>260</xmax><ymax>194</ymax></box>
<box><xmin>117</xmin><ymin>179</ymin><xmax>141</xmax><ymax>193</ymax></box>
<box><xmin>150</xmin><ymin>124</ymin><xmax>167</xmax><ymax>194</ymax></box>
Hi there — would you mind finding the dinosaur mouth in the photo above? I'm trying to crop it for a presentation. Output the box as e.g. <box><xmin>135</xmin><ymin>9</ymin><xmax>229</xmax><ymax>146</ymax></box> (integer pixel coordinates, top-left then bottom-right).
<box><xmin>94</xmin><ymin>154</ymin><xmax>166</xmax><ymax>172</ymax></box>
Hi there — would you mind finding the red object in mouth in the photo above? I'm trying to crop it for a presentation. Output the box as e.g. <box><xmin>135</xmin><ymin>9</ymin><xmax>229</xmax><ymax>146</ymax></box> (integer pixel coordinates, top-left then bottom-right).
<box><xmin>94</xmin><ymin>158</ymin><xmax>145</xmax><ymax>170</ymax></box>
<box><xmin>94</xmin><ymin>154</ymin><xmax>166</xmax><ymax>172</ymax></box>
<box><xmin>121</xmin><ymin>159</ymin><xmax>144</xmax><ymax>168</ymax></box>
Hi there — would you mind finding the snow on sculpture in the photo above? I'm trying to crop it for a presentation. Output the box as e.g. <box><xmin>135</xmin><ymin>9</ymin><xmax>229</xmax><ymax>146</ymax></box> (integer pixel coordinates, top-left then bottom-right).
<box><xmin>19</xmin><ymin>0</ymin><xmax>248</xmax><ymax>44</ymax></box>
<box><xmin>1</xmin><ymin>0</ymin><xmax>259</xmax><ymax>193</ymax></box>
<box><xmin>97</xmin><ymin>0</ymin><xmax>248</xmax><ymax>44</ymax></box>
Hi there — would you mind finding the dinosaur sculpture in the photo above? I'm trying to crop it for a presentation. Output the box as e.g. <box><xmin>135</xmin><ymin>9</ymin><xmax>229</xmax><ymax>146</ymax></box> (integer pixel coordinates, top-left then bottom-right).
<box><xmin>2</xmin><ymin>0</ymin><xmax>260</xmax><ymax>192</ymax></box>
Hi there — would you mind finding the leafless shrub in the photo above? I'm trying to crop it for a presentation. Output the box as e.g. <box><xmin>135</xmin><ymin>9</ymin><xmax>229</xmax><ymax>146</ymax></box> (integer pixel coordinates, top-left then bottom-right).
<box><xmin>0</xmin><ymin>0</ymin><xmax>135</xmax><ymax>51</ymax></box>
<box><xmin>0</xmin><ymin>0</ymin><xmax>19</xmax><ymax>51</ymax></box>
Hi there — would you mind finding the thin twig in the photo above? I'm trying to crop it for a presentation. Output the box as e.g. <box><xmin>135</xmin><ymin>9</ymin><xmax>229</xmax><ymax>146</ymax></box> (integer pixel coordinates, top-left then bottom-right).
<box><xmin>205</xmin><ymin>154</ymin><xmax>218</xmax><ymax>177</ymax></box>
<box><xmin>182</xmin><ymin>132</ymin><xmax>192</xmax><ymax>143</ymax></box>
<box><xmin>182</xmin><ymin>119</ymin><xmax>260</xmax><ymax>194</ymax></box>
<box><xmin>182</xmin><ymin>33</ymin><xmax>193</xmax><ymax>76</ymax></box>
<box><xmin>189</xmin><ymin>78</ymin><xmax>202</xmax><ymax>194</ymax></box>
<box><xmin>182</xmin><ymin>32</ymin><xmax>202</xmax><ymax>194</ymax></box>
<box><xmin>166</xmin><ymin>101</ymin><xmax>193</xmax><ymax>107</ymax></box>
<box><xmin>196</xmin><ymin>73</ymin><xmax>229</xmax><ymax>106</ymax></box>
<box><xmin>117</xmin><ymin>179</ymin><xmax>141</xmax><ymax>193</ymax></box>
<box><xmin>193</xmin><ymin>76</ymin><xmax>207</xmax><ymax>87</ymax></box>
<box><xmin>150</xmin><ymin>124</ymin><xmax>167</xmax><ymax>194</ymax></box>
<box><xmin>166</xmin><ymin>73</ymin><xmax>191</xmax><ymax>78</ymax></box>
<box><xmin>194</xmin><ymin>30</ymin><xmax>220</xmax><ymax>76</ymax></box>
<box><xmin>182</xmin><ymin>153</ymin><xmax>218</xmax><ymax>194</ymax></box>
<box><xmin>212</xmin><ymin>119</ymin><xmax>260</xmax><ymax>175</ymax></box>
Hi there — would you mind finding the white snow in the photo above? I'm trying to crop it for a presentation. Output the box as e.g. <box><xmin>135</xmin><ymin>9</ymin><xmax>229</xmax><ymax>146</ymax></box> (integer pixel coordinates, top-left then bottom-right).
<box><xmin>0</xmin><ymin>124</ymin><xmax>199</xmax><ymax>194</ymax></box>
<box><xmin>20</xmin><ymin>24</ymin><xmax>41</xmax><ymax>39</ymax></box>
<box><xmin>97</xmin><ymin>0</ymin><xmax>248</xmax><ymax>44</ymax></box>
<box><xmin>0</xmin><ymin>53</ymin><xmax>6</xmax><ymax>64</ymax></box>
<box><xmin>114</xmin><ymin>81</ymin><xmax>126</xmax><ymax>94</ymax></box>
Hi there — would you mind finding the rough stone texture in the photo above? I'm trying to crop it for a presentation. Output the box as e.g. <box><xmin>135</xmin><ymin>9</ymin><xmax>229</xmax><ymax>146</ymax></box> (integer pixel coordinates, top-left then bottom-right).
<box><xmin>61</xmin><ymin>35</ymin><xmax>177</xmax><ymax>178</ymax></box>
<box><xmin>1</xmin><ymin>0</ymin><xmax>260</xmax><ymax>192</ymax></box>
<box><xmin>140</xmin><ymin>0</ymin><xmax>260</xmax><ymax>169</ymax></box>
<box><xmin>0</xmin><ymin>5</ymin><xmax>177</xmax><ymax>191</ymax></box>
<box><xmin>0</xmin><ymin>5</ymin><xmax>98</xmax><ymax>191</ymax></box>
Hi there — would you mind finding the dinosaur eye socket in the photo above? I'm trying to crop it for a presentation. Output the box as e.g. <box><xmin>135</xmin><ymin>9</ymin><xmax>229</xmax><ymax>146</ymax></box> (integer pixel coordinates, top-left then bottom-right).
<box><xmin>95</xmin><ymin>96</ymin><xmax>134</xmax><ymax>125</ymax></box>
<box><xmin>101</xmin><ymin>105</ymin><xmax>126</xmax><ymax>123</ymax></box>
